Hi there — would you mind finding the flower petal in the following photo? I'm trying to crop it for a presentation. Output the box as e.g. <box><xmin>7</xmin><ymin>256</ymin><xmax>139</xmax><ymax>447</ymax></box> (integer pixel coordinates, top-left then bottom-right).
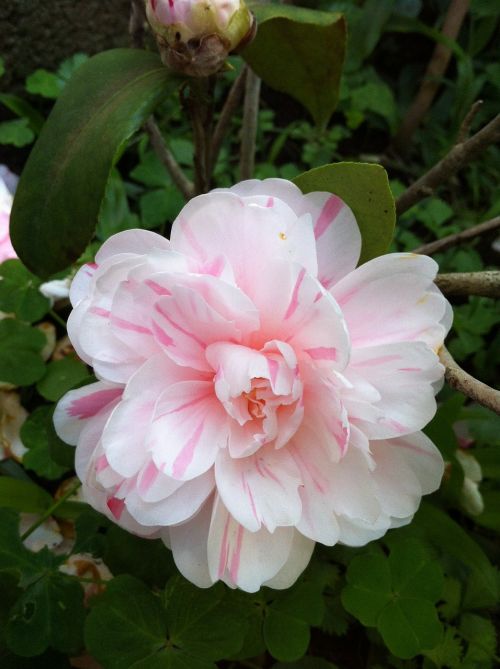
<box><xmin>215</xmin><ymin>446</ymin><xmax>302</xmax><ymax>532</ymax></box>
<box><xmin>331</xmin><ymin>253</ymin><xmax>449</xmax><ymax>350</ymax></box>
<box><xmin>148</xmin><ymin>381</ymin><xmax>228</xmax><ymax>480</ymax></box>
<box><xmin>207</xmin><ymin>496</ymin><xmax>295</xmax><ymax>592</ymax></box>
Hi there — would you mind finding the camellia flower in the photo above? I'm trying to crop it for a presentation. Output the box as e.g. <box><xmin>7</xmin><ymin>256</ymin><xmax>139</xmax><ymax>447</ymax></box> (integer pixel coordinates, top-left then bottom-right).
<box><xmin>145</xmin><ymin>0</ymin><xmax>255</xmax><ymax>76</ymax></box>
<box><xmin>0</xmin><ymin>167</ymin><xmax>18</xmax><ymax>264</ymax></box>
<box><xmin>55</xmin><ymin>179</ymin><xmax>451</xmax><ymax>592</ymax></box>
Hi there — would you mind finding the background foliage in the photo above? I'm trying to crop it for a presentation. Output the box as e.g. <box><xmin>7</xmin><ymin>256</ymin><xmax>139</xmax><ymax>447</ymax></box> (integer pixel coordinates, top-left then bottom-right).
<box><xmin>0</xmin><ymin>0</ymin><xmax>499</xmax><ymax>667</ymax></box>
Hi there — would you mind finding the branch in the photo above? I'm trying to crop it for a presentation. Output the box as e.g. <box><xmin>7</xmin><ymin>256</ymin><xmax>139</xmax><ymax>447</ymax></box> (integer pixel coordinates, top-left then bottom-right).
<box><xmin>210</xmin><ymin>66</ymin><xmax>248</xmax><ymax>174</ymax></box>
<box><xmin>393</xmin><ymin>0</ymin><xmax>470</xmax><ymax>152</ymax></box>
<box><xmin>457</xmin><ymin>99</ymin><xmax>483</xmax><ymax>143</ymax></box>
<box><xmin>129</xmin><ymin>0</ymin><xmax>146</xmax><ymax>49</ymax></box>
<box><xmin>439</xmin><ymin>346</ymin><xmax>500</xmax><ymax>414</ymax></box>
<box><xmin>239</xmin><ymin>68</ymin><xmax>262</xmax><ymax>180</ymax></box>
<box><xmin>435</xmin><ymin>271</ymin><xmax>500</xmax><ymax>299</ymax></box>
<box><xmin>145</xmin><ymin>118</ymin><xmax>194</xmax><ymax>200</ymax></box>
<box><xmin>413</xmin><ymin>216</ymin><xmax>500</xmax><ymax>255</ymax></box>
<box><xmin>396</xmin><ymin>113</ymin><xmax>500</xmax><ymax>215</ymax></box>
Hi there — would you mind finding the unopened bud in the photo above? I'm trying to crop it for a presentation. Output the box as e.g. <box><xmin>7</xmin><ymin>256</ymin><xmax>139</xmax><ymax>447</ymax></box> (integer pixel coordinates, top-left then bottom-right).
<box><xmin>145</xmin><ymin>0</ymin><xmax>255</xmax><ymax>76</ymax></box>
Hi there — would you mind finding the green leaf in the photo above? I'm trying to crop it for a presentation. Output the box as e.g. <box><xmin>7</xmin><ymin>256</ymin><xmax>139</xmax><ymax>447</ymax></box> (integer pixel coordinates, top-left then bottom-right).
<box><xmin>20</xmin><ymin>406</ymin><xmax>71</xmax><ymax>480</ymax></box>
<box><xmin>140</xmin><ymin>188</ymin><xmax>184</xmax><ymax>229</ymax></box>
<box><xmin>460</xmin><ymin>613</ymin><xmax>497</xmax><ymax>665</ymax></box>
<box><xmin>97</xmin><ymin>169</ymin><xmax>140</xmax><ymax>241</ymax></box>
<box><xmin>11</xmin><ymin>49</ymin><xmax>176</xmax><ymax>277</ymax></box>
<box><xmin>412</xmin><ymin>503</ymin><xmax>498</xmax><ymax>608</ymax></box>
<box><xmin>0</xmin><ymin>320</ymin><xmax>46</xmax><ymax>386</ymax></box>
<box><xmin>103</xmin><ymin>525</ymin><xmax>174</xmax><ymax>588</ymax></box>
<box><xmin>243</xmin><ymin>5</ymin><xmax>346</xmax><ymax>128</ymax></box>
<box><xmin>0</xmin><ymin>119</ymin><xmax>34</xmax><ymax>147</ymax></box>
<box><xmin>342</xmin><ymin>540</ymin><xmax>444</xmax><ymax>659</ymax></box>
<box><xmin>0</xmin><ymin>478</ymin><xmax>52</xmax><ymax>515</ymax></box>
<box><xmin>5</xmin><ymin>571</ymin><xmax>85</xmax><ymax>657</ymax></box>
<box><xmin>0</xmin><ymin>93</ymin><xmax>45</xmax><ymax>134</ymax></box>
<box><xmin>423</xmin><ymin>626</ymin><xmax>464</xmax><ymax>669</ymax></box>
<box><xmin>86</xmin><ymin>575</ymin><xmax>246</xmax><ymax>669</ymax></box>
<box><xmin>273</xmin><ymin>660</ymin><xmax>338</xmax><ymax>669</ymax></box>
<box><xmin>36</xmin><ymin>358</ymin><xmax>89</xmax><ymax>402</ymax></box>
<box><xmin>0</xmin><ymin>260</ymin><xmax>50</xmax><ymax>322</ymax></box>
<box><xmin>25</xmin><ymin>70</ymin><xmax>63</xmax><ymax>99</ymax></box>
<box><xmin>85</xmin><ymin>576</ymin><xmax>167</xmax><ymax>669</ymax></box>
<box><xmin>164</xmin><ymin>575</ymin><xmax>245</xmax><ymax>660</ymax></box>
<box><xmin>0</xmin><ymin>509</ymin><xmax>43</xmax><ymax>586</ymax></box>
<box><xmin>341</xmin><ymin>552</ymin><xmax>392</xmax><ymax>626</ymax></box>
<box><xmin>264</xmin><ymin>611</ymin><xmax>310</xmax><ymax>662</ymax></box>
<box><xmin>378</xmin><ymin>598</ymin><xmax>442</xmax><ymax>660</ymax></box>
<box><xmin>293</xmin><ymin>162</ymin><xmax>396</xmax><ymax>263</ymax></box>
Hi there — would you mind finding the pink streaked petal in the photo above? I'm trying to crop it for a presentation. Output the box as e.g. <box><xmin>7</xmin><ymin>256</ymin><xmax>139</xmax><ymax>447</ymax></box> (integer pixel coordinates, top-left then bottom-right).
<box><xmin>54</xmin><ymin>381</ymin><xmax>123</xmax><ymax>446</ymax></box>
<box><xmin>330</xmin><ymin>253</ymin><xmax>450</xmax><ymax>350</ymax></box>
<box><xmin>207</xmin><ymin>496</ymin><xmax>295</xmax><ymax>592</ymax></box>
<box><xmin>149</xmin><ymin>381</ymin><xmax>228</xmax><ymax>481</ymax></box>
<box><xmin>170</xmin><ymin>191</ymin><xmax>317</xmax><ymax>293</ymax></box>
<box><xmin>215</xmin><ymin>446</ymin><xmax>302</xmax><ymax>532</ymax></box>
<box><xmin>125</xmin><ymin>470</ymin><xmax>215</xmax><ymax>526</ymax></box>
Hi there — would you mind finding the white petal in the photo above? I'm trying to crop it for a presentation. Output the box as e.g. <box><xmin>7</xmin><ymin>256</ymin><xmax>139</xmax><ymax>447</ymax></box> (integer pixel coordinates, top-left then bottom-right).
<box><xmin>207</xmin><ymin>496</ymin><xmax>295</xmax><ymax>592</ymax></box>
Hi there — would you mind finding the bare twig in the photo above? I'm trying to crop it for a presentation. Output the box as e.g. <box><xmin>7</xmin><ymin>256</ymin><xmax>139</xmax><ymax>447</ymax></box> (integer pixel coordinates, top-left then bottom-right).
<box><xmin>396</xmin><ymin>113</ymin><xmax>500</xmax><ymax>215</ymax></box>
<box><xmin>210</xmin><ymin>66</ymin><xmax>248</xmax><ymax>174</ymax></box>
<box><xmin>435</xmin><ymin>271</ymin><xmax>500</xmax><ymax>299</ymax></box>
<box><xmin>188</xmin><ymin>77</ymin><xmax>216</xmax><ymax>194</ymax></box>
<box><xmin>239</xmin><ymin>68</ymin><xmax>261</xmax><ymax>180</ymax></box>
<box><xmin>439</xmin><ymin>346</ymin><xmax>500</xmax><ymax>414</ymax></box>
<box><xmin>129</xmin><ymin>0</ymin><xmax>146</xmax><ymax>49</ymax></box>
<box><xmin>145</xmin><ymin>118</ymin><xmax>194</xmax><ymax>200</ymax></box>
<box><xmin>393</xmin><ymin>0</ymin><xmax>470</xmax><ymax>152</ymax></box>
<box><xmin>413</xmin><ymin>216</ymin><xmax>500</xmax><ymax>255</ymax></box>
<box><xmin>457</xmin><ymin>99</ymin><xmax>484</xmax><ymax>143</ymax></box>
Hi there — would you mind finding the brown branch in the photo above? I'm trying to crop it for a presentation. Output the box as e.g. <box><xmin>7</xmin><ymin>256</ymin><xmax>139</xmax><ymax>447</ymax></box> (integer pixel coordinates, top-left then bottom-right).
<box><xmin>239</xmin><ymin>68</ymin><xmax>261</xmax><ymax>181</ymax></box>
<box><xmin>145</xmin><ymin>118</ymin><xmax>194</xmax><ymax>200</ymax></box>
<box><xmin>210</xmin><ymin>66</ymin><xmax>248</xmax><ymax>174</ymax></box>
<box><xmin>435</xmin><ymin>271</ymin><xmax>500</xmax><ymax>299</ymax></box>
<box><xmin>393</xmin><ymin>0</ymin><xmax>470</xmax><ymax>152</ymax></box>
<box><xmin>457</xmin><ymin>99</ymin><xmax>484</xmax><ymax>143</ymax></box>
<box><xmin>413</xmin><ymin>216</ymin><xmax>500</xmax><ymax>255</ymax></box>
<box><xmin>129</xmin><ymin>0</ymin><xmax>146</xmax><ymax>49</ymax></box>
<box><xmin>396</xmin><ymin>113</ymin><xmax>500</xmax><ymax>215</ymax></box>
<box><xmin>439</xmin><ymin>346</ymin><xmax>500</xmax><ymax>414</ymax></box>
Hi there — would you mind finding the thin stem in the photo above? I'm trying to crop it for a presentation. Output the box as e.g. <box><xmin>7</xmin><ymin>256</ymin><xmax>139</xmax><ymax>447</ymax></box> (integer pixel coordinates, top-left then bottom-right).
<box><xmin>396</xmin><ymin>113</ymin><xmax>500</xmax><ymax>215</ymax></box>
<box><xmin>457</xmin><ymin>99</ymin><xmax>484</xmax><ymax>143</ymax></box>
<box><xmin>210</xmin><ymin>66</ymin><xmax>248</xmax><ymax>174</ymax></box>
<box><xmin>129</xmin><ymin>0</ymin><xmax>146</xmax><ymax>49</ymax></box>
<box><xmin>21</xmin><ymin>480</ymin><xmax>82</xmax><ymax>542</ymax></box>
<box><xmin>50</xmin><ymin>309</ymin><xmax>67</xmax><ymax>329</ymax></box>
<box><xmin>188</xmin><ymin>78</ymin><xmax>215</xmax><ymax>194</ymax></box>
<box><xmin>439</xmin><ymin>346</ymin><xmax>500</xmax><ymax>414</ymax></box>
<box><xmin>393</xmin><ymin>0</ymin><xmax>470</xmax><ymax>152</ymax></box>
<box><xmin>435</xmin><ymin>271</ymin><xmax>500</xmax><ymax>299</ymax></box>
<box><xmin>145</xmin><ymin>117</ymin><xmax>194</xmax><ymax>200</ymax></box>
<box><xmin>413</xmin><ymin>216</ymin><xmax>500</xmax><ymax>255</ymax></box>
<box><xmin>239</xmin><ymin>68</ymin><xmax>262</xmax><ymax>180</ymax></box>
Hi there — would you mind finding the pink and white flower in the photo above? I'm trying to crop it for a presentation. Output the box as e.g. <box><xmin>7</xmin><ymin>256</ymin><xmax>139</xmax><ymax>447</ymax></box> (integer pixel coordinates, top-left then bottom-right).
<box><xmin>55</xmin><ymin>178</ymin><xmax>450</xmax><ymax>592</ymax></box>
<box><xmin>0</xmin><ymin>166</ymin><xmax>18</xmax><ymax>264</ymax></box>
<box><xmin>146</xmin><ymin>0</ymin><xmax>252</xmax><ymax>50</ymax></box>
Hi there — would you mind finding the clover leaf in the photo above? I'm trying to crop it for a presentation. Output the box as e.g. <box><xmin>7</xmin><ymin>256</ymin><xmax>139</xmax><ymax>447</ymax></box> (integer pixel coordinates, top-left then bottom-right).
<box><xmin>342</xmin><ymin>539</ymin><xmax>444</xmax><ymax>659</ymax></box>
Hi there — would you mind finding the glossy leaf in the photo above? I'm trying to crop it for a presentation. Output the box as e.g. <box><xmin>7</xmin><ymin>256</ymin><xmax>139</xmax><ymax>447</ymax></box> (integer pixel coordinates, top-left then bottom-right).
<box><xmin>11</xmin><ymin>49</ymin><xmax>175</xmax><ymax>277</ymax></box>
<box><xmin>243</xmin><ymin>4</ymin><xmax>346</xmax><ymax>128</ymax></box>
<box><xmin>293</xmin><ymin>162</ymin><xmax>396</xmax><ymax>263</ymax></box>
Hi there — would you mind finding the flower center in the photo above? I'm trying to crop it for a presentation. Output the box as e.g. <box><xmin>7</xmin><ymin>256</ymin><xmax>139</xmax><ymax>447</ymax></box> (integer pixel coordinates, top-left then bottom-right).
<box><xmin>243</xmin><ymin>385</ymin><xmax>266</xmax><ymax>420</ymax></box>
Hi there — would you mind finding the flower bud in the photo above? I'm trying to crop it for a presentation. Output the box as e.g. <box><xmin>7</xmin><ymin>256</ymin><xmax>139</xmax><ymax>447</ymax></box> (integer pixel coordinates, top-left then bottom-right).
<box><xmin>145</xmin><ymin>0</ymin><xmax>255</xmax><ymax>76</ymax></box>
